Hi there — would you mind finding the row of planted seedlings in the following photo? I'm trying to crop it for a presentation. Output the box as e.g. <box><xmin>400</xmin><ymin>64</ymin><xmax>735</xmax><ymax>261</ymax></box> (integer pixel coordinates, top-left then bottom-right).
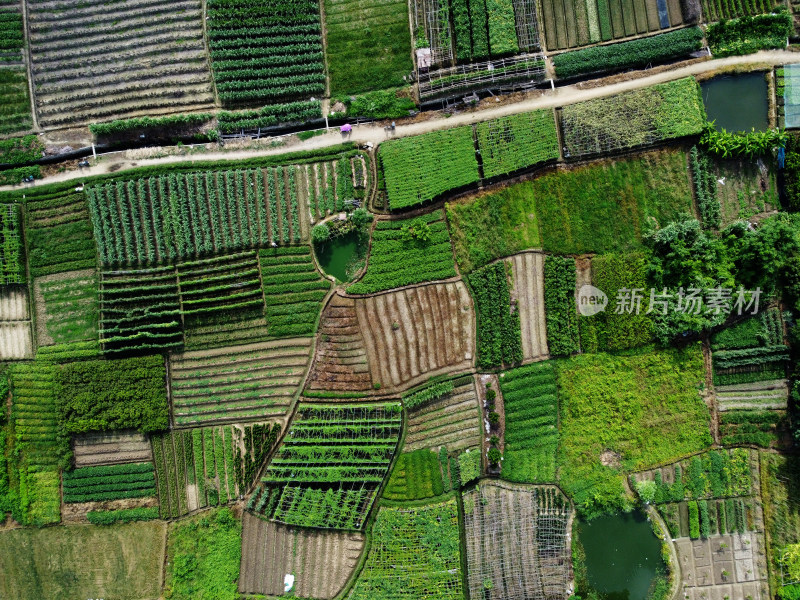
<box><xmin>247</xmin><ymin>403</ymin><xmax>402</xmax><ymax>530</ymax></box>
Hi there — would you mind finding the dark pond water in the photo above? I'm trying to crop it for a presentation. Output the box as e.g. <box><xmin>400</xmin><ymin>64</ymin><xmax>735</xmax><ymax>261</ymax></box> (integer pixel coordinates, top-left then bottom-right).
<box><xmin>701</xmin><ymin>73</ymin><xmax>768</xmax><ymax>132</ymax></box>
<box><xmin>578</xmin><ymin>510</ymin><xmax>665</xmax><ymax>600</ymax></box>
<box><xmin>315</xmin><ymin>230</ymin><xmax>361</xmax><ymax>282</ymax></box>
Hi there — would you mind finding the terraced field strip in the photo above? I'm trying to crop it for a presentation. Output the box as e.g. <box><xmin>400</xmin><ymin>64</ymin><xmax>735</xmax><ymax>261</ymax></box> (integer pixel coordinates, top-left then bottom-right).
<box><xmin>62</xmin><ymin>462</ymin><xmax>156</xmax><ymax>503</ymax></box>
<box><xmin>25</xmin><ymin>188</ymin><xmax>96</xmax><ymax>278</ymax></box>
<box><xmin>170</xmin><ymin>339</ymin><xmax>312</xmax><ymax>426</ymax></box>
<box><xmin>99</xmin><ymin>266</ymin><xmax>183</xmax><ymax>355</ymax></box>
<box><xmin>354</xmin><ymin>281</ymin><xmax>475</xmax><ymax>392</ymax></box>
<box><xmin>260</xmin><ymin>246</ymin><xmax>331</xmax><ymax>338</ymax></box>
<box><xmin>463</xmin><ymin>481</ymin><xmax>571</xmax><ymax>600</ymax></box>
<box><xmin>306</xmin><ymin>293</ymin><xmax>374</xmax><ymax>392</ymax></box>
<box><xmin>250</xmin><ymin>403</ymin><xmax>401</xmax><ymax>530</ymax></box>
<box><xmin>0</xmin><ymin>287</ymin><xmax>32</xmax><ymax>359</ymax></box>
<box><xmin>151</xmin><ymin>422</ymin><xmax>280</xmax><ymax>518</ymax></box>
<box><xmin>87</xmin><ymin>167</ymin><xmax>312</xmax><ymax>268</ymax></box>
<box><xmin>177</xmin><ymin>251</ymin><xmax>264</xmax><ymax>325</ymax></box>
<box><xmin>239</xmin><ymin>512</ymin><xmax>365</xmax><ymax>599</ymax></box>
<box><xmin>716</xmin><ymin>379</ymin><xmax>789</xmax><ymax>411</ymax></box>
<box><xmin>26</xmin><ymin>0</ymin><xmax>215</xmax><ymax>128</ymax></box>
<box><xmin>405</xmin><ymin>376</ymin><xmax>481</xmax><ymax>452</ymax></box>
<box><xmin>73</xmin><ymin>430</ymin><xmax>152</xmax><ymax>467</ymax></box>
<box><xmin>509</xmin><ymin>252</ymin><xmax>548</xmax><ymax>361</ymax></box>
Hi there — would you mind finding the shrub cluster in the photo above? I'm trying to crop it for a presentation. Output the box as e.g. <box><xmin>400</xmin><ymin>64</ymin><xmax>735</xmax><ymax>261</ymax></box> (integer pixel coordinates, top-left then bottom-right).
<box><xmin>706</xmin><ymin>10</ymin><xmax>793</xmax><ymax>57</ymax></box>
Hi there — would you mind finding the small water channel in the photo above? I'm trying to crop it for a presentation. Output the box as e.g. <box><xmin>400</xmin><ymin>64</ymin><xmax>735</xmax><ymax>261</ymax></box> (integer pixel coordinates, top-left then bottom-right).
<box><xmin>314</xmin><ymin>230</ymin><xmax>364</xmax><ymax>282</ymax></box>
<box><xmin>577</xmin><ymin>510</ymin><xmax>665</xmax><ymax>600</ymax></box>
<box><xmin>701</xmin><ymin>73</ymin><xmax>768</xmax><ymax>132</ymax></box>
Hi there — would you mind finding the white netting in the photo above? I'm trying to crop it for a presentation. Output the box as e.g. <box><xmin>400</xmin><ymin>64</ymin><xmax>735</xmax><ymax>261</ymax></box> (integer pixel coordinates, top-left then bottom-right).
<box><xmin>463</xmin><ymin>481</ymin><xmax>571</xmax><ymax>600</ymax></box>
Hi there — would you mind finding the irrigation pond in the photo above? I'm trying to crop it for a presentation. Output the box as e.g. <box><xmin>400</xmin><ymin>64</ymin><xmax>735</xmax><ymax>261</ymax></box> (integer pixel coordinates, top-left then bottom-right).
<box><xmin>701</xmin><ymin>73</ymin><xmax>768</xmax><ymax>132</ymax></box>
<box><xmin>577</xmin><ymin>510</ymin><xmax>666</xmax><ymax>600</ymax></box>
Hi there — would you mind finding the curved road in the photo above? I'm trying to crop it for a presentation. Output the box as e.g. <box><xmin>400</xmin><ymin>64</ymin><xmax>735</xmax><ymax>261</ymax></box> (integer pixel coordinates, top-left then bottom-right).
<box><xmin>4</xmin><ymin>50</ymin><xmax>800</xmax><ymax>192</ymax></box>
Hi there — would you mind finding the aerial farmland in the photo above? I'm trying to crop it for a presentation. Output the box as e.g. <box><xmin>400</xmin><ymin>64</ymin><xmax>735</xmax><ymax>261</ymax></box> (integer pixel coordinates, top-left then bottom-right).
<box><xmin>0</xmin><ymin>0</ymin><xmax>799</xmax><ymax>599</ymax></box>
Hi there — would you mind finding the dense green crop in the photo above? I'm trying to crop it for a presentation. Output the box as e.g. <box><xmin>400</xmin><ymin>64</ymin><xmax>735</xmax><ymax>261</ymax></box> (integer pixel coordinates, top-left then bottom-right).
<box><xmin>467</xmin><ymin>261</ymin><xmax>522</xmax><ymax>368</ymax></box>
<box><xmin>557</xmin><ymin>346</ymin><xmax>711</xmax><ymax>518</ymax></box>
<box><xmin>553</xmin><ymin>28</ymin><xmax>703</xmax><ymax>79</ymax></box>
<box><xmin>347</xmin><ymin>211</ymin><xmax>457</xmax><ymax>294</ymax></box>
<box><xmin>543</xmin><ymin>256</ymin><xmax>580</xmax><ymax>356</ymax></box>
<box><xmin>707</xmin><ymin>11</ymin><xmax>793</xmax><ymax>57</ymax></box>
<box><xmin>56</xmin><ymin>356</ymin><xmax>169</xmax><ymax>434</ymax></box>
<box><xmin>475</xmin><ymin>111</ymin><xmax>558</xmax><ymax>178</ymax></box>
<box><xmin>499</xmin><ymin>361</ymin><xmax>558</xmax><ymax>483</ymax></box>
<box><xmin>380</xmin><ymin>127</ymin><xmax>479</xmax><ymax>210</ymax></box>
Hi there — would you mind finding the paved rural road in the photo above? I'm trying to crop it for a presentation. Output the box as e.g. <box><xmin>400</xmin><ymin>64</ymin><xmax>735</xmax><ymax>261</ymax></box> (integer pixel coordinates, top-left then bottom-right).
<box><xmin>6</xmin><ymin>50</ymin><xmax>800</xmax><ymax>192</ymax></box>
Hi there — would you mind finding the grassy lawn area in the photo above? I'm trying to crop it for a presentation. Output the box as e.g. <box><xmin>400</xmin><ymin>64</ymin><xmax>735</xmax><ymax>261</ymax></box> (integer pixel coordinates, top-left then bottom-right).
<box><xmin>446</xmin><ymin>183</ymin><xmax>541</xmax><ymax>273</ymax></box>
<box><xmin>325</xmin><ymin>0</ymin><xmax>413</xmax><ymax>95</ymax></box>
<box><xmin>0</xmin><ymin>521</ymin><xmax>165</xmax><ymax>599</ymax></box>
<box><xmin>164</xmin><ymin>508</ymin><xmax>242</xmax><ymax>600</ymax></box>
<box><xmin>446</xmin><ymin>149</ymin><xmax>693</xmax><ymax>270</ymax></box>
<box><xmin>556</xmin><ymin>344</ymin><xmax>711</xmax><ymax>518</ymax></box>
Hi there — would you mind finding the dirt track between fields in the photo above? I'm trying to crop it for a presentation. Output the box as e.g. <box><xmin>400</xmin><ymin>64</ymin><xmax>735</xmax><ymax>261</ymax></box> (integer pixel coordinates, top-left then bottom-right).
<box><xmin>5</xmin><ymin>50</ymin><xmax>800</xmax><ymax>193</ymax></box>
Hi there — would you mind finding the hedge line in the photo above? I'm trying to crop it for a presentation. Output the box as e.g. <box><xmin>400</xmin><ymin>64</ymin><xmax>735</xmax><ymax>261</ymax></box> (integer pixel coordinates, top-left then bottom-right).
<box><xmin>552</xmin><ymin>27</ymin><xmax>704</xmax><ymax>79</ymax></box>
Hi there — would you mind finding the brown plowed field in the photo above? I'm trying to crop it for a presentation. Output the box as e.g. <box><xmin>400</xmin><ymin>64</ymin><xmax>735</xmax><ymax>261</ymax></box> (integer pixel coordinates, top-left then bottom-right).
<box><xmin>239</xmin><ymin>512</ymin><xmax>364</xmax><ymax>599</ymax></box>
<box><xmin>306</xmin><ymin>294</ymin><xmax>374</xmax><ymax>391</ymax></box>
<box><xmin>73</xmin><ymin>430</ymin><xmax>152</xmax><ymax>467</ymax></box>
<box><xmin>509</xmin><ymin>253</ymin><xmax>549</xmax><ymax>361</ymax></box>
<box><xmin>354</xmin><ymin>282</ymin><xmax>475</xmax><ymax>393</ymax></box>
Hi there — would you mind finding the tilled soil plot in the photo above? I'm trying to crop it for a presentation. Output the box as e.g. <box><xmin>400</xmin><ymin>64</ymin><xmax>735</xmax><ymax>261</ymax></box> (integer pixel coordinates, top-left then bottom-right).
<box><xmin>72</xmin><ymin>430</ymin><xmax>152</xmax><ymax>467</ymax></box>
<box><xmin>509</xmin><ymin>252</ymin><xmax>549</xmax><ymax>361</ymax></box>
<box><xmin>355</xmin><ymin>281</ymin><xmax>475</xmax><ymax>394</ymax></box>
<box><xmin>306</xmin><ymin>294</ymin><xmax>374</xmax><ymax>392</ymax></box>
<box><xmin>239</xmin><ymin>511</ymin><xmax>364</xmax><ymax>599</ymax></box>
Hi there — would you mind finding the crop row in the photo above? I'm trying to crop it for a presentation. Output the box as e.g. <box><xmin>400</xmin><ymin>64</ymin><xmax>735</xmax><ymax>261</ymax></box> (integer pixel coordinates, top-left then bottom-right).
<box><xmin>207</xmin><ymin>0</ymin><xmax>325</xmax><ymax>107</ymax></box>
<box><xmin>500</xmin><ymin>361</ymin><xmax>558</xmax><ymax>483</ymax></box>
<box><xmin>170</xmin><ymin>339</ymin><xmax>311</xmax><ymax>425</ymax></box>
<box><xmin>380</xmin><ymin>126</ymin><xmax>479</xmax><ymax>210</ymax></box>
<box><xmin>253</xmin><ymin>403</ymin><xmax>401</xmax><ymax>529</ymax></box>
<box><xmin>217</xmin><ymin>100</ymin><xmax>321</xmax><ymax>133</ymax></box>
<box><xmin>259</xmin><ymin>247</ymin><xmax>330</xmax><ymax>337</ymax></box>
<box><xmin>553</xmin><ymin>27</ymin><xmax>703</xmax><ymax>79</ymax></box>
<box><xmin>476</xmin><ymin>111</ymin><xmax>559</xmax><ymax>178</ymax></box>
<box><xmin>720</xmin><ymin>410</ymin><xmax>783</xmax><ymax>448</ymax></box>
<box><xmin>177</xmin><ymin>251</ymin><xmax>264</xmax><ymax>328</ymax></box>
<box><xmin>87</xmin><ymin>166</ymin><xmax>310</xmax><ymax>267</ymax></box>
<box><xmin>8</xmin><ymin>363</ymin><xmax>61</xmax><ymax>525</ymax></box>
<box><xmin>99</xmin><ymin>267</ymin><xmax>183</xmax><ymax>355</ymax></box>
<box><xmin>0</xmin><ymin>68</ymin><xmax>32</xmax><ymax>135</ymax></box>
<box><xmin>0</xmin><ymin>203</ymin><xmax>23</xmax><ymax>284</ymax></box>
<box><xmin>63</xmin><ymin>462</ymin><xmax>156</xmax><ymax>503</ymax></box>
<box><xmin>25</xmin><ymin>188</ymin><xmax>96</xmax><ymax>277</ymax></box>
<box><xmin>152</xmin><ymin>424</ymin><xmax>261</xmax><ymax>518</ymax></box>
<box><xmin>690</xmin><ymin>146</ymin><xmax>721</xmax><ymax>229</ymax></box>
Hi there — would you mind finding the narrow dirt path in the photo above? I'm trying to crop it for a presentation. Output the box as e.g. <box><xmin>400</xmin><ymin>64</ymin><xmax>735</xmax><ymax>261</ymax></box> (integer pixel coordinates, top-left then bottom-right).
<box><xmin>6</xmin><ymin>50</ymin><xmax>800</xmax><ymax>192</ymax></box>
